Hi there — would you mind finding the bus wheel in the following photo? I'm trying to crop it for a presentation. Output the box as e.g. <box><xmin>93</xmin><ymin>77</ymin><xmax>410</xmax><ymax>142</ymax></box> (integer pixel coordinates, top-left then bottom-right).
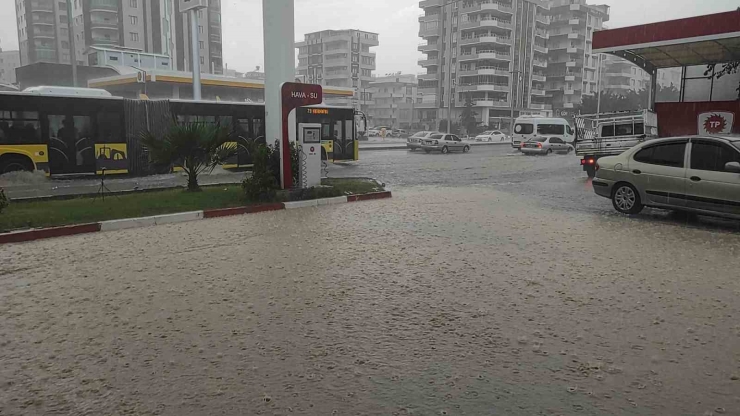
<box><xmin>0</xmin><ymin>155</ymin><xmax>34</xmax><ymax>174</ymax></box>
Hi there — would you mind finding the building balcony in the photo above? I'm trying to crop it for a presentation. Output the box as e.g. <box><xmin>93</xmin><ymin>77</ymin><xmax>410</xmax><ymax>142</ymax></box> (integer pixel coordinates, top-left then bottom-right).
<box><xmin>416</xmin><ymin>101</ymin><xmax>439</xmax><ymax>109</ymax></box>
<box><xmin>568</xmin><ymin>33</ymin><xmax>581</xmax><ymax>39</ymax></box>
<box><xmin>90</xmin><ymin>20</ymin><xmax>119</xmax><ymax>30</ymax></box>
<box><xmin>90</xmin><ymin>0</ymin><xmax>119</xmax><ymax>12</ymax></box>
<box><xmin>460</xmin><ymin>84</ymin><xmax>510</xmax><ymax>93</ymax></box>
<box><xmin>532</xmin><ymin>73</ymin><xmax>546</xmax><ymax>82</ymax></box>
<box><xmin>419</xmin><ymin>14</ymin><xmax>440</xmax><ymax>23</ymax></box>
<box><xmin>459</xmin><ymin>67</ymin><xmax>510</xmax><ymax>77</ymax></box>
<box><xmin>563</xmin><ymin>102</ymin><xmax>575</xmax><ymax>108</ymax></box>
<box><xmin>418</xmin><ymin>72</ymin><xmax>439</xmax><ymax>81</ymax></box>
<box><xmin>459</xmin><ymin>35</ymin><xmax>511</xmax><ymax>46</ymax></box>
<box><xmin>569</xmin><ymin>3</ymin><xmax>581</xmax><ymax>11</ymax></box>
<box><xmin>565</xmin><ymin>74</ymin><xmax>578</xmax><ymax>81</ymax></box>
<box><xmin>418</xmin><ymin>58</ymin><xmax>440</xmax><ymax>66</ymax></box>
<box><xmin>533</xmin><ymin>60</ymin><xmax>548</xmax><ymax>68</ymax></box>
<box><xmin>535</xmin><ymin>30</ymin><xmax>549</xmax><ymax>39</ymax></box>
<box><xmin>567</xmin><ymin>47</ymin><xmax>581</xmax><ymax>54</ymax></box>
<box><xmin>418</xmin><ymin>86</ymin><xmax>438</xmax><ymax>95</ymax></box>
<box><xmin>324</xmin><ymin>71</ymin><xmax>350</xmax><ymax>79</ymax></box>
<box><xmin>459</xmin><ymin>51</ymin><xmax>511</xmax><ymax>62</ymax></box>
<box><xmin>419</xmin><ymin>27</ymin><xmax>441</xmax><ymax>37</ymax></box>
<box><xmin>418</xmin><ymin>42</ymin><xmax>439</xmax><ymax>52</ymax></box>
<box><xmin>474</xmin><ymin>99</ymin><xmax>510</xmax><ymax>108</ymax></box>
<box><xmin>563</xmin><ymin>89</ymin><xmax>576</xmax><ymax>95</ymax></box>
<box><xmin>569</xmin><ymin>18</ymin><xmax>581</xmax><ymax>25</ymax></box>
<box><xmin>531</xmin><ymin>88</ymin><xmax>546</xmax><ymax>96</ymax></box>
<box><xmin>565</xmin><ymin>60</ymin><xmax>582</xmax><ymax>67</ymax></box>
<box><xmin>460</xmin><ymin>19</ymin><xmax>513</xmax><ymax>30</ymax></box>
<box><xmin>534</xmin><ymin>45</ymin><xmax>548</xmax><ymax>54</ymax></box>
<box><xmin>535</xmin><ymin>15</ymin><xmax>549</xmax><ymax>24</ymax></box>
<box><xmin>461</xmin><ymin>1</ymin><xmax>514</xmax><ymax>15</ymax></box>
<box><xmin>31</xmin><ymin>18</ymin><xmax>56</xmax><ymax>26</ymax></box>
<box><xmin>420</xmin><ymin>0</ymin><xmax>443</xmax><ymax>8</ymax></box>
<box><xmin>31</xmin><ymin>3</ymin><xmax>54</xmax><ymax>12</ymax></box>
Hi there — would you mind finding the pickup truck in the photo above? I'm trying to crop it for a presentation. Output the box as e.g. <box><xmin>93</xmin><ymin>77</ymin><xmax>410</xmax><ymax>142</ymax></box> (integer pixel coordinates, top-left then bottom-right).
<box><xmin>574</xmin><ymin>110</ymin><xmax>658</xmax><ymax>178</ymax></box>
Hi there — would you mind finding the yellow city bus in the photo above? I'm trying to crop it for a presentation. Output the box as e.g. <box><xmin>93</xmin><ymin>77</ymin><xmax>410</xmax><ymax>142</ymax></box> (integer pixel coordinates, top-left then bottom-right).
<box><xmin>0</xmin><ymin>90</ymin><xmax>361</xmax><ymax>176</ymax></box>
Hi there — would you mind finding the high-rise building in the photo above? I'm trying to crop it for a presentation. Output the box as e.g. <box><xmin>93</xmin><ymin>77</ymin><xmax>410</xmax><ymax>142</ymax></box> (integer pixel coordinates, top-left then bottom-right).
<box><xmin>0</xmin><ymin>47</ymin><xmax>22</xmax><ymax>85</ymax></box>
<box><xmin>15</xmin><ymin>0</ymin><xmax>73</xmax><ymax>65</ymax></box>
<box><xmin>366</xmin><ymin>73</ymin><xmax>418</xmax><ymax>129</ymax></box>
<box><xmin>15</xmin><ymin>0</ymin><xmax>222</xmax><ymax>74</ymax></box>
<box><xmin>545</xmin><ymin>0</ymin><xmax>609</xmax><ymax>112</ymax></box>
<box><xmin>417</xmin><ymin>0</ymin><xmax>552</xmax><ymax>131</ymax></box>
<box><xmin>600</xmin><ymin>55</ymin><xmax>683</xmax><ymax>98</ymax></box>
<box><xmin>296</xmin><ymin>29</ymin><xmax>379</xmax><ymax>106</ymax></box>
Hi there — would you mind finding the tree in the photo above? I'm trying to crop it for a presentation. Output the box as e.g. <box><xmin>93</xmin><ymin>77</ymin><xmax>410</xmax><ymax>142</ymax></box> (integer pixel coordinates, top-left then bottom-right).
<box><xmin>706</xmin><ymin>62</ymin><xmax>740</xmax><ymax>100</ymax></box>
<box><xmin>141</xmin><ymin>123</ymin><xmax>235</xmax><ymax>192</ymax></box>
<box><xmin>438</xmin><ymin>119</ymin><xmax>460</xmax><ymax>134</ymax></box>
<box><xmin>459</xmin><ymin>95</ymin><xmax>479</xmax><ymax>136</ymax></box>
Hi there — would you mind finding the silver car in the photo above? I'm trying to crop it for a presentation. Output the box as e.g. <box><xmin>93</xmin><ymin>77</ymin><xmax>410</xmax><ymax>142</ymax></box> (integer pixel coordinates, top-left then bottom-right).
<box><xmin>520</xmin><ymin>137</ymin><xmax>573</xmax><ymax>155</ymax></box>
<box><xmin>593</xmin><ymin>135</ymin><xmax>740</xmax><ymax>219</ymax></box>
<box><xmin>420</xmin><ymin>133</ymin><xmax>471</xmax><ymax>154</ymax></box>
<box><xmin>407</xmin><ymin>131</ymin><xmax>436</xmax><ymax>151</ymax></box>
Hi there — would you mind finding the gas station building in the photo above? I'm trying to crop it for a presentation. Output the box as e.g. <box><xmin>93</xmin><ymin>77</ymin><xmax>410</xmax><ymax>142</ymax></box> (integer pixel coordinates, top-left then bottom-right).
<box><xmin>593</xmin><ymin>10</ymin><xmax>740</xmax><ymax>136</ymax></box>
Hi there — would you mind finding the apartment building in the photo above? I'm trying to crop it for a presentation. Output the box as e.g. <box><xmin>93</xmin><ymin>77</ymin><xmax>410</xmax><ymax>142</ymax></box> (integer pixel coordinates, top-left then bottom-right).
<box><xmin>15</xmin><ymin>0</ymin><xmax>74</xmax><ymax>65</ymax></box>
<box><xmin>0</xmin><ymin>49</ymin><xmax>22</xmax><ymax>84</ymax></box>
<box><xmin>545</xmin><ymin>0</ymin><xmax>609</xmax><ymax>111</ymax></box>
<box><xmin>601</xmin><ymin>54</ymin><xmax>683</xmax><ymax>97</ymax></box>
<box><xmin>16</xmin><ymin>0</ymin><xmax>222</xmax><ymax>74</ymax></box>
<box><xmin>417</xmin><ymin>0</ymin><xmax>552</xmax><ymax>131</ymax></box>
<box><xmin>296</xmin><ymin>29</ymin><xmax>379</xmax><ymax>106</ymax></box>
<box><xmin>366</xmin><ymin>73</ymin><xmax>418</xmax><ymax>129</ymax></box>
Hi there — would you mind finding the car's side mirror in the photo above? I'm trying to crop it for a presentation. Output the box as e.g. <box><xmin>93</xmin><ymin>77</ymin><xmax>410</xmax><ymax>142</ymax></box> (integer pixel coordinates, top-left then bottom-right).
<box><xmin>725</xmin><ymin>161</ymin><xmax>740</xmax><ymax>173</ymax></box>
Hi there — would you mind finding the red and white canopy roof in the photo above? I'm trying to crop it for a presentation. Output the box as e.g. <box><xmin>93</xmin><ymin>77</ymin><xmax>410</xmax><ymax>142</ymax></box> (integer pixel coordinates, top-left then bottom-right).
<box><xmin>593</xmin><ymin>10</ymin><xmax>740</xmax><ymax>72</ymax></box>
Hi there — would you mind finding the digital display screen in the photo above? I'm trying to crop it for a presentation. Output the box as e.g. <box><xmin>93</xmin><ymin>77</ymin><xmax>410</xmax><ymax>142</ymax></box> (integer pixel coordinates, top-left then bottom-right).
<box><xmin>306</xmin><ymin>108</ymin><xmax>330</xmax><ymax>115</ymax></box>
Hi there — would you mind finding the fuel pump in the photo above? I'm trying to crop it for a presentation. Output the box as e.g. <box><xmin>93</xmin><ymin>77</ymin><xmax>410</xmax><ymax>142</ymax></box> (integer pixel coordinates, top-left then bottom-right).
<box><xmin>298</xmin><ymin>123</ymin><xmax>322</xmax><ymax>188</ymax></box>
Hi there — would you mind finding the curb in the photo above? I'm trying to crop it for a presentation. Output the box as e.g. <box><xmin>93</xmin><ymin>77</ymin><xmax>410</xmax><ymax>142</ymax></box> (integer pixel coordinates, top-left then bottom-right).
<box><xmin>360</xmin><ymin>142</ymin><xmax>512</xmax><ymax>152</ymax></box>
<box><xmin>0</xmin><ymin>192</ymin><xmax>392</xmax><ymax>245</ymax></box>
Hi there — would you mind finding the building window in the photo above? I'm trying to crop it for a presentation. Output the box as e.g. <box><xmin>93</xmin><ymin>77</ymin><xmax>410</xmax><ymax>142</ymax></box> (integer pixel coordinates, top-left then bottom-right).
<box><xmin>198</xmin><ymin>10</ymin><xmax>203</xmax><ymax>18</ymax></box>
<box><xmin>200</xmin><ymin>56</ymin><xmax>205</xmax><ymax>64</ymax></box>
<box><xmin>130</xmin><ymin>32</ymin><xmax>139</xmax><ymax>41</ymax></box>
<box><xmin>199</xmin><ymin>41</ymin><xmax>204</xmax><ymax>49</ymax></box>
<box><xmin>130</xmin><ymin>0</ymin><xmax>137</xmax><ymax>8</ymax></box>
<box><xmin>130</xmin><ymin>15</ymin><xmax>138</xmax><ymax>25</ymax></box>
<box><xmin>198</xmin><ymin>25</ymin><xmax>204</xmax><ymax>34</ymax></box>
<box><xmin>60</xmin><ymin>15</ymin><xmax>68</xmax><ymax>24</ymax></box>
<box><xmin>61</xmin><ymin>41</ymin><xmax>69</xmax><ymax>49</ymax></box>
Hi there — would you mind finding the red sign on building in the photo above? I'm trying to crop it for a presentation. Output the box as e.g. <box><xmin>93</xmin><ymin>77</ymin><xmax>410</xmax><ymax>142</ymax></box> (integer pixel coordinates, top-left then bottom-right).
<box><xmin>280</xmin><ymin>82</ymin><xmax>323</xmax><ymax>189</ymax></box>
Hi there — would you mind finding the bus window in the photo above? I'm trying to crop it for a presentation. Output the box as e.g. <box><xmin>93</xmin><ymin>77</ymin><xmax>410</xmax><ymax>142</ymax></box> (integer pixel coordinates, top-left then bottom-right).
<box><xmin>95</xmin><ymin>112</ymin><xmax>127</xmax><ymax>172</ymax></box>
<box><xmin>537</xmin><ymin>124</ymin><xmax>565</xmax><ymax>135</ymax></box>
<box><xmin>0</xmin><ymin>111</ymin><xmax>41</xmax><ymax>144</ymax></box>
<box><xmin>176</xmin><ymin>115</ymin><xmax>217</xmax><ymax>125</ymax></box>
<box><xmin>322</xmin><ymin>124</ymin><xmax>331</xmax><ymax>141</ymax></box>
<box><xmin>334</xmin><ymin>120</ymin><xmax>342</xmax><ymax>140</ymax></box>
<box><xmin>96</xmin><ymin>112</ymin><xmax>122</xmax><ymax>143</ymax></box>
<box><xmin>252</xmin><ymin>118</ymin><xmax>264</xmax><ymax>139</ymax></box>
<box><xmin>514</xmin><ymin>123</ymin><xmax>533</xmax><ymax>134</ymax></box>
<box><xmin>218</xmin><ymin>116</ymin><xmax>233</xmax><ymax>129</ymax></box>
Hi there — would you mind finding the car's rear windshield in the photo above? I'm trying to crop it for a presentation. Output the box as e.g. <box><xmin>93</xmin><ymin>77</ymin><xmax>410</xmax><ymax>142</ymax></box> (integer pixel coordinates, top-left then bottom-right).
<box><xmin>481</xmin><ymin>131</ymin><xmax>493</xmax><ymax>135</ymax></box>
<box><xmin>537</xmin><ymin>124</ymin><xmax>565</xmax><ymax>135</ymax></box>
<box><xmin>514</xmin><ymin>123</ymin><xmax>534</xmax><ymax>134</ymax></box>
<box><xmin>536</xmin><ymin>138</ymin><xmax>548</xmax><ymax>142</ymax></box>
<box><xmin>430</xmin><ymin>134</ymin><xmax>444</xmax><ymax>140</ymax></box>
<box><xmin>411</xmin><ymin>132</ymin><xmax>428</xmax><ymax>138</ymax></box>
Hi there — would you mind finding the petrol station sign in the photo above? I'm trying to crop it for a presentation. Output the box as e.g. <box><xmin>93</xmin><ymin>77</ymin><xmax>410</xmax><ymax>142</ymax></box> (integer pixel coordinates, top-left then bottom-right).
<box><xmin>280</xmin><ymin>82</ymin><xmax>323</xmax><ymax>188</ymax></box>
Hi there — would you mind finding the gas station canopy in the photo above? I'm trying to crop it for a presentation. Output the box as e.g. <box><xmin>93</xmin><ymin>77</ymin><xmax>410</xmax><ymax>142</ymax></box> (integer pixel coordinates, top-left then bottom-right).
<box><xmin>593</xmin><ymin>10</ymin><xmax>740</xmax><ymax>73</ymax></box>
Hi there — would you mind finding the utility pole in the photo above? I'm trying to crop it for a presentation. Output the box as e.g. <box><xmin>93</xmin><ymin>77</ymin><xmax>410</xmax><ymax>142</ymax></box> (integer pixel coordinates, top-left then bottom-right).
<box><xmin>509</xmin><ymin>70</ymin><xmax>521</xmax><ymax>135</ymax></box>
<box><xmin>596</xmin><ymin>53</ymin><xmax>603</xmax><ymax>117</ymax></box>
<box><xmin>189</xmin><ymin>9</ymin><xmax>202</xmax><ymax>100</ymax></box>
<box><xmin>65</xmin><ymin>0</ymin><xmax>77</xmax><ymax>87</ymax></box>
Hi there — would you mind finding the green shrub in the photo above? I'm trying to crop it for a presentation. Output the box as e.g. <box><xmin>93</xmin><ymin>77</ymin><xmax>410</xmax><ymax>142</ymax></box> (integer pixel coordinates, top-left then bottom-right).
<box><xmin>242</xmin><ymin>141</ymin><xmax>300</xmax><ymax>201</ymax></box>
<box><xmin>0</xmin><ymin>188</ymin><xmax>7</xmax><ymax>214</ymax></box>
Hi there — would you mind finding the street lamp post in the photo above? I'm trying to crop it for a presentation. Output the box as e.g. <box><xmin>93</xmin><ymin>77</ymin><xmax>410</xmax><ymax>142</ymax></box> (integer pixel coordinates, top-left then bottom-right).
<box><xmin>509</xmin><ymin>70</ymin><xmax>521</xmax><ymax>135</ymax></box>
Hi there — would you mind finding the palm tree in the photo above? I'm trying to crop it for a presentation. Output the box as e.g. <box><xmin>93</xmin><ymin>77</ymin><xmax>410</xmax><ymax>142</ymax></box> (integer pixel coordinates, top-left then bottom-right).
<box><xmin>141</xmin><ymin>123</ymin><xmax>235</xmax><ymax>191</ymax></box>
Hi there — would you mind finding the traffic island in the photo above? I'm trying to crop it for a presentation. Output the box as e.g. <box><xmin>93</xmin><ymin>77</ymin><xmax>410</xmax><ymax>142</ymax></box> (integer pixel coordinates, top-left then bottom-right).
<box><xmin>0</xmin><ymin>178</ymin><xmax>390</xmax><ymax>245</ymax></box>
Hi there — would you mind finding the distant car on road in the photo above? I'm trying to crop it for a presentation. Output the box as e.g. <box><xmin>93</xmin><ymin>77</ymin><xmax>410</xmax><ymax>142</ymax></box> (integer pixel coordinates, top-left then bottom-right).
<box><xmin>520</xmin><ymin>137</ymin><xmax>573</xmax><ymax>155</ymax></box>
<box><xmin>393</xmin><ymin>129</ymin><xmax>408</xmax><ymax>138</ymax></box>
<box><xmin>407</xmin><ymin>131</ymin><xmax>437</xmax><ymax>151</ymax></box>
<box><xmin>367</xmin><ymin>129</ymin><xmax>380</xmax><ymax>137</ymax></box>
<box><xmin>420</xmin><ymin>133</ymin><xmax>471</xmax><ymax>154</ymax></box>
<box><xmin>475</xmin><ymin>130</ymin><xmax>508</xmax><ymax>142</ymax></box>
<box><xmin>593</xmin><ymin>135</ymin><xmax>740</xmax><ymax>219</ymax></box>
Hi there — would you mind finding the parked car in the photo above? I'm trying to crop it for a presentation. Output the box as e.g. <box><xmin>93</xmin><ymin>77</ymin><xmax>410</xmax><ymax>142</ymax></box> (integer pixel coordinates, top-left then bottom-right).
<box><xmin>407</xmin><ymin>131</ymin><xmax>437</xmax><ymax>151</ymax></box>
<box><xmin>520</xmin><ymin>137</ymin><xmax>573</xmax><ymax>155</ymax></box>
<box><xmin>593</xmin><ymin>135</ymin><xmax>740</xmax><ymax>219</ymax></box>
<box><xmin>393</xmin><ymin>129</ymin><xmax>408</xmax><ymax>138</ymax></box>
<box><xmin>475</xmin><ymin>130</ymin><xmax>508</xmax><ymax>142</ymax></box>
<box><xmin>420</xmin><ymin>133</ymin><xmax>471</xmax><ymax>154</ymax></box>
<box><xmin>367</xmin><ymin>129</ymin><xmax>380</xmax><ymax>137</ymax></box>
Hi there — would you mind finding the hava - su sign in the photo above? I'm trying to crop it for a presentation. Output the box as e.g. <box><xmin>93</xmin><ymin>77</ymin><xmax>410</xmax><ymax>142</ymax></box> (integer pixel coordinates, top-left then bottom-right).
<box><xmin>280</xmin><ymin>82</ymin><xmax>323</xmax><ymax>189</ymax></box>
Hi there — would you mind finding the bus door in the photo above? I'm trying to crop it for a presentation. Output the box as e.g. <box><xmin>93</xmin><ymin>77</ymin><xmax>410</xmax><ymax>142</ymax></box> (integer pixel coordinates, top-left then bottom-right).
<box><xmin>47</xmin><ymin>114</ymin><xmax>96</xmax><ymax>175</ymax></box>
<box><xmin>331</xmin><ymin>118</ymin><xmax>356</xmax><ymax>161</ymax></box>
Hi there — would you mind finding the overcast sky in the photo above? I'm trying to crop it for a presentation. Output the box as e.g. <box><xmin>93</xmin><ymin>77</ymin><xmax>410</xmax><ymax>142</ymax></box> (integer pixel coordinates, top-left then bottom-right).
<box><xmin>1</xmin><ymin>0</ymin><xmax>737</xmax><ymax>74</ymax></box>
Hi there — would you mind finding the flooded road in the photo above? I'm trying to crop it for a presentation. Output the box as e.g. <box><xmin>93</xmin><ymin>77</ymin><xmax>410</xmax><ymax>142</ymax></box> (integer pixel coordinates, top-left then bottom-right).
<box><xmin>2</xmin><ymin>185</ymin><xmax>740</xmax><ymax>415</ymax></box>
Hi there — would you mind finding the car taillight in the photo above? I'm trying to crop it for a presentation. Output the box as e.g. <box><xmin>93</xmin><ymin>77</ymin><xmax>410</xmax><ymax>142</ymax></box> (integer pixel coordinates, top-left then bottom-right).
<box><xmin>595</xmin><ymin>162</ymin><xmax>600</xmax><ymax>171</ymax></box>
<box><xmin>433</xmin><ymin>140</ymin><xmax>439</xmax><ymax>145</ymax></box>
<box><xmin>537</xmin><ymin>142</ymin><xmax>543</xmax><ymax>148</ymax></box>
<box><xmin>580</xmin><ymin>158</ymin><xmax>596</xmax><ymax>166</ymax></box>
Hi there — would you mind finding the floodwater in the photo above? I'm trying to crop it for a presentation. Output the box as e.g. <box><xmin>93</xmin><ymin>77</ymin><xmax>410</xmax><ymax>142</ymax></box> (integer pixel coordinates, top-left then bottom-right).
<box><xmin>2</xmin><ymin>186</ymin><xmax>739</xmax><ymax>415</ymax></box>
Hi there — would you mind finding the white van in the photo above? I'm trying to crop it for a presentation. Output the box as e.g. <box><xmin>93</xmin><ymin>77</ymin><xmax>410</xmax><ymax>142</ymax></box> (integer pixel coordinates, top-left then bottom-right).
<box><xmin>512</xmin><ymin>117</ymin><xmax>575</xmax><ymax>149</ymax></box>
